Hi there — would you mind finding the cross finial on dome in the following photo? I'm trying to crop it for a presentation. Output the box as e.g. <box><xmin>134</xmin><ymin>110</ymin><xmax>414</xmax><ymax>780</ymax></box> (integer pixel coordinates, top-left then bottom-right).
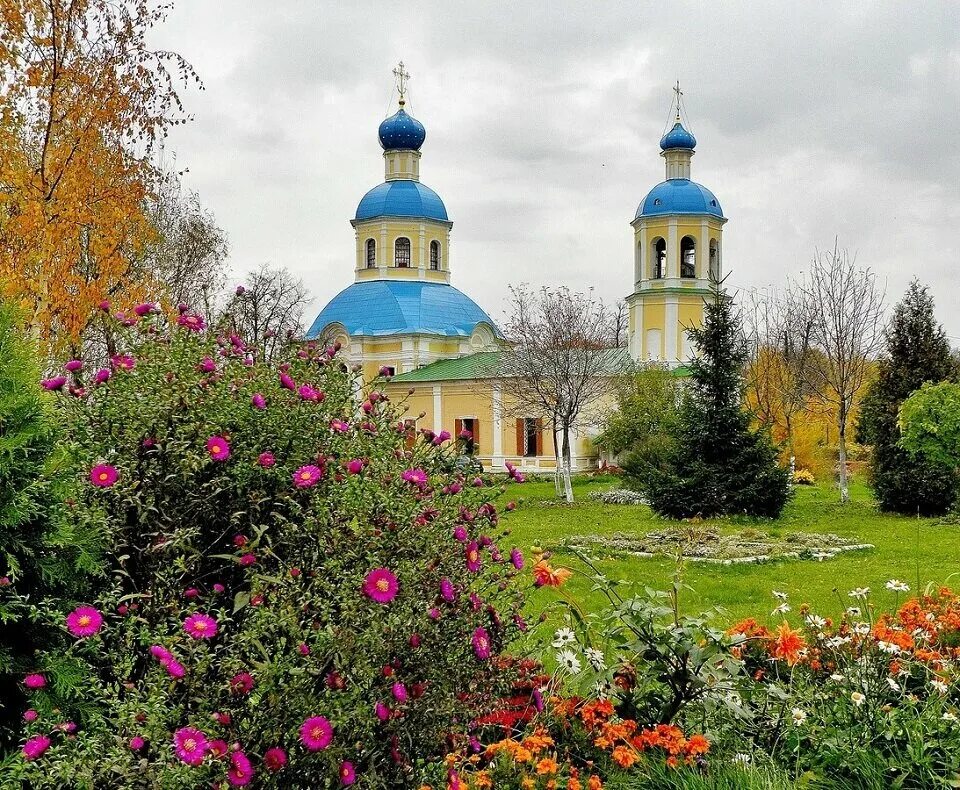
<box><xmin>393</xmin><ymin>61</ymin><xmax>410</xmax><ymax>106</ymax></box>
<box><xmin>673</xmin><ymin>80</ymin><xmax>683</xmax><ymax>121</ymax></box>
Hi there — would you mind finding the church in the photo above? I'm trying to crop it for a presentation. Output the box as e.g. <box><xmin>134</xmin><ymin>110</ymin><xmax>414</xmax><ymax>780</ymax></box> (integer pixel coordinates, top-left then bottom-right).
<box><xmin>306</xmin><ymin>67</ymin><xmax>726</xmax><ymax>472</ymax></box>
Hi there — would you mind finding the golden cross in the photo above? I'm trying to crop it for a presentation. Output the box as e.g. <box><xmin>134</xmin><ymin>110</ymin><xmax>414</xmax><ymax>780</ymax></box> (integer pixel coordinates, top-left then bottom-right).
<box><xmin>673</xmin><ymin>81</ymin><xmax>683</xmax><ymax>121</ymax></box>
<box><xmin>393</xmin><ymin>61</ymin><xmax>411</xmax><ymax>101</ymax></box>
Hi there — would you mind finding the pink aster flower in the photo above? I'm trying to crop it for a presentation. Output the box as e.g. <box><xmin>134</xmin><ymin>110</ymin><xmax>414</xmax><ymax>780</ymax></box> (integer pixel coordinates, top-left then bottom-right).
<box><xmin>23</xmin><ymin>709</ymin><xmax>37</xmax><ymax>722</ymax></box>
<box><xmin>183</xmin><ymin>613</ymin><xmax>218</xmax><ymax>640</ymax></box>
<box><xmin>173</xmin><ymin>727</ymin><xmax>208</xmax><ymax>766</ymax></box>
<box><xmin>239</xmin><ymin>553</ymin><xmax>256</xmax><ymax>567</ymax></box>
<box><xmin>65</xmin><ymin>605</ymin><xmax>103</xmax><ymax>638</ymax></box>
<box><xmin>299</xmin><ymin>715</ymin><xmax>333</xmax><ymax>751</ymax></box>
<box><xmin>227</xmin><ymin>750</ymin><xmax>254</xmax><ymax>786</ymax></box>
<box><xmin>279</xmin><ymin>372</ymin><xmax>296</xmax><ymax>391</ymax></box>
<box><xmin>198</xmin><ymin>357</ymin><xmax>217</xmax><ymax>373</ymax></box>
<box><xmin>330</xmin><ymin>419</ymin><xmax>350</xmax><ymax>433</ymax></box>
<box><xmin>392</xmin><ymin>682</ymin><xmax>408</xmax><ymax>703</ymax></box>
<box><xmin>111</xmin><ymin>354</ymin><xmax>135</xmax><ymax>371</ymax></box>
<box><xmin>64</xmin><ymin>359</ymin><xmax>83</xmax><ymax>373</ymax></box>
<box><xmin>149</xmin><ymin>645</ymin><xmax>172</xmax><ymax>664</ymax></box>
<box><xmin>264</xmin><ymin>747</ymin><xmax>287</xmax><ymax>772</ymax></box>
<box><xmin>472</xmin><ymin>627</ymin><xmax>491</xmax><ymax>660</ymax></box>
<box><xmin>213</xmin><ymin>583</ymin><xmax>225</xmax><ymax>594</ymax></box>
<box><xmin>93</xmin><ymin>367</ymin><xmax>111</xmax><ymax>385</ymax></box>
<box><xmin>340</xmin><ymin>761</ymin><xmax>357</xmax><ymax>785</ymax></box>
<box><xmin>176</xmin><ymin>313</ymin><xmax>206</xmax><ymax>332</ymax></box>
<box><xmin>440</xmin><ymin>578</ymin><xmax>456</xmax><ymax>603</ymax></box>
<box><xmin>23</xmin><ymin>673</ymin><xmax>45</xmax><ymax>690</ymax></box>
<box><xmin>251</xmin><ymin>393</ymin><xmax>266</xmax><ymax>410</ymax></box>
<box><xmin>375</xmin><ymin>701</ymin><xmax>390</xmax><ymax>721</ymax></box>
<box><xmin>510</xmin><ymin>548</ymin><xmax>525</xmax><ymax>570</ymax></box>
<box><xmin>41</xmin><ymin>376</ymin><xmax>67</xmax><ymax>391</ymax></box>
<box><xmin>133</xmin><ymin>302</ymin><xmax>156</xmax><ymax>317</ymax></box>
<box><xmin>22</xmin><ymin>734</ymin><xmax>51</xmax><ymax>761</ymax></box>
<box><xmin>401</xmin><ymin>468</ymin><xmax>428</xmax><ymax>489</ymax></box>
<box><xmin>208</xmin><ymin>739</ymin><xmax>228</xmax><ymax>758</ymax></box>
<box><xmin>346</xmin><ymin>459</ymin><xmax>364</xmax><ymax>475</ymax></box>
<box><xmin>129</xmin><ymin>736</ymin><xmax>145</xmax><ymax>751</ymax></box>
<box><xmin>165</xmin><ymin>660</ymin><xmax>186</xmax><ymax>679</ymax></box>
<box><xmin>206</xmin><ymin>435</ymin><xmax>230</xmax><ymax>461</ymax></box>
<box><xmin>298</xmin><ymin>383</ymin><xmax>321</xmax><ymax>401</ymax></box>
<box><xmin>298</xmin><ymin>642</ymin><xmax>310</xmax><ymax>656</ymax></box>
<box><xmin>432</xmin><ymin>430</ymin><xmax>452</xmax><ymax>445</ymax></box>
<box><xmin>89</xmin><ymin>464</ymin><xmax>118</xmax><ymax>488</ymax></box>
<box><xmin>465</xmin><ymin>542</ymin><xmax>482</xmax><ymax>573</ymax></box>
<box><xmin>453</xmin><ymin>525</ymin><xmax>468</xmax><ymax>542</ymax></box>
<box><xmin>293</xmin><ymin>464</ymin><xmax>322</xmax><ymax>488</ymax></box>
<box><xmin>363</xmin><ymin>568</ymin><xmax>399</xmax><ymax>604</ymax></box>
<box><xmin>257</xmin><ymin>451</ymin><xmax>275</xmax><ymax>467</ymax></box>
<box><xmin>230</xmin><ymin>672</ymin><xmax>254</xmax><ymax>695</ymax></box>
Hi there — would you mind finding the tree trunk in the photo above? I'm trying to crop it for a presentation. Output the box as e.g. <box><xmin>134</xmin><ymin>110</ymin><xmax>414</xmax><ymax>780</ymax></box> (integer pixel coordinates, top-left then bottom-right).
<box><xmin>561</xmin><ymin>426</ymin><xmax>574</xmax><ymax>504</ymax></box>
<box><xmin>553</xmin><ymin>426</ymin><xmax>562</xmax><ymax>498</ymax></box>
<box><xmin>838</xmin><ymin>425</ymin><xmax>849</xmax><ymax>504</ymax></box>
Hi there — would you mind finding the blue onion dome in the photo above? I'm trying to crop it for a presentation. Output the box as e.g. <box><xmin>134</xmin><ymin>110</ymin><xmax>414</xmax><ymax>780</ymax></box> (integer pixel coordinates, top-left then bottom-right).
<box><xmin>378</xmin><ymin>105</ymin><xmax>426</xmax><ymax>151</ymax></box>
<box><xmin>659</xmin><ymin>120</ymin><xmax>697</xmax><ymax>150</ymax></box>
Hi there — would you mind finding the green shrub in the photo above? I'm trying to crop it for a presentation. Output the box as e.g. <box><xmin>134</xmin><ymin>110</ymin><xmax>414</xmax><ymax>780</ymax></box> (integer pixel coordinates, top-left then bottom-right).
<box><xmin>8</xmin><ymin>312</ymin><xmax>526</xmax><ymax>788</ymax></box>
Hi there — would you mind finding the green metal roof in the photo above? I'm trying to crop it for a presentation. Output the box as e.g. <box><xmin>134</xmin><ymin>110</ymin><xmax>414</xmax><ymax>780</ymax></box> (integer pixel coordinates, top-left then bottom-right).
<box><xmin>390</xmin><ymin>348</ymin><xmax>636</xmax><ymax>384</ymax></box>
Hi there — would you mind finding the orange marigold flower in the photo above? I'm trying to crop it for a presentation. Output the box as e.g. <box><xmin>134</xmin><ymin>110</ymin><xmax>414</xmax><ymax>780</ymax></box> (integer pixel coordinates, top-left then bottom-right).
<box><xmin>684</xmin><ymin>733</ymin><xmax>710</xmax><ymax>756</ymax></box>
<box><xmin>611</xmin><ymin>745</ymin><xmax>638</xmax><ymax>769</ymax></box>
<box><xmin>587</xmin><ymin>776</ymin><xmax>603</xmax><ymax>790</ymax></box>
<box><xmin>522</xmin><ymin>731</ymin><xmax>554</xmax><ymax>755</ymax></box>
<box><xmin>535</xmin><ymin>757</ymin><xmax>559</xmax><ymax>775</ymax></box>
<box><xmin>533</xmin><ymin>560</ymin><xmax>572</xmax><ymax>588</ymax></box>
<box><xmin>568</xmin><ymin>779</ymin><xmax>581</xmax><ymax>790</ymax></box>
<box><xmin>521</xmin><ymin>779</ymin><xmax>535</xmax><ymax>790</ymax></box>
<box><xmin>666</xmin><ymin>755</ymin><xmax>679</xmax><ymax>769</ymax></box>
<box><xmin>580</xmin><ymin>699</ymin><xmax>615</xmax><ymax>729</ymax></box>
<box><xmin>772</xmin><ymin>621</ymin><xmax>806</xmax><ymax>666</ymax></box>
<box><xmin>472</xmin><ymin>772</ymin><xmax>492</xmax><ymax>789</ymax></box>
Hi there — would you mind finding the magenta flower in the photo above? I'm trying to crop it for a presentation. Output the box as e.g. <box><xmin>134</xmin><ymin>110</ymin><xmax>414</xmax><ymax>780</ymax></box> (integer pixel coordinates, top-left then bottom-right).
<box><xmin>391</xmin><ymin>682</ymin><xmax>408</xmax><ymax>703</ymax></box>
<box><xmin>432</xmin><ymin>430</ymin><xmax>452</xmax><ymax>445</ymax></box>
<box><xmin>293</xmin><ymin>464</ymin><xmax>322</xmax><ymax>488</ymax></box>
<box><xmin>207</xmin><ymin>435</ymin><xmax>230</xmax><ymax>461</ymax></box>
<box><xmin>264</xmin><ymin>747</ymin><xmax>287</xmax><ymax>772</ymax></box>
<box><xmin>251</xmin><ymin>393</ymin><xmax>266</xmax><ymax>410</ymax></box>
<box><xmin>166</xmin><ymin>660</ymin><xmax>186</xmax><ymax>679</ymax></box>
<box><xmin>239</xmin><ymin>553</ymin><xmax>256</xmax><ymax>567</ymax></box>
<box><xmin>340</xmin><ymin>761</ymin><xmax>357</xmax><ymax>785</ymax></box>
<box><xmin>401</xmin><ymin>468</ymin><xmax>428</xmax><ymax>489</ymax></box>
<box><xmin>129</xmin><ymin>736</ymin><xmax>145</xmax><ymax>751</ymax></box>
<box><xmin>227</xmin><ymin>750</ymin><xmax>254</xmax><ymax>786</ymax></box>
<box><xmin>133</xmin><ymin>302</ymin><xmax>155</xmax><ymax>317</ymax></box>
<box><xmin>111</xmin><ymin>354</ymin><xmax>135</xmax><ymax>371</ymax></box>
<box><xmin>375</xmin><ymin>701</ymin><xmax>390</xmax><ymax>721</ymax></box>
<box><xmin>65</xmin><ymin>606</ymin><xmax>103</xmax><ymax>638</ymax></box>
<box><xmin>41</xmin><ymin>376</ymin><xmax>67</xmax><ymax>391</ymax></box>
<box><xmin>89</xmin><ymin>464</ymin><xmax>118</xmax><ymax>488</ymax></box>
<box><xmin>279</xmin><ymin>372</ymin><xmax>296</xmax><ymax>391</ymax></box>
<box><xmin>257</xmin><ymin>451</ymin><xmax>276</xmax><ymax>467</ymax></box>
<box><xmin>298</xmin><ymin>383</ymin><xmax>321</xmax><ymax>402</ymax></box>
<box><xmin>298</xmin><ymin>642</ymin><xmax>310</xmax><ymax>656</ymax></box>
<box><xmin>23</xmin><ymin>673</ymin><xmax>45</xmax><ymax>690</ymax></box>
<box><xmin>230</xmin><ymin>672</ymin><xmax>254</xmax><ymax>695</ymax></box>
<box><xmin>183</xmin><ymin>613</ymin><xmax>218</xmax><ymax>640</ymax></box>
<box><xmin>149</xmin><ymin>645</ymin><xmax>172</xmax><ymax>664</ymax></box>
<box><xmin>209</xmin><ymin>739</ymin><xmax>229</xmax><ymax>758</ymax></box>
<box><xmin>453</xmin><ymin>525</ymin><xmax>468</xmax><ymax>542</ymax></box>
<box><xmin>363</xmin><ymin>568</ymin><xmax>399</xmax><ymax>604</ymax></box>
<box><xmin>299</xmin><ymin>715</ymin><xmax>333</xmax><ymax>751</ymax></box>
<box><xmin>93</xmin><ymin>368</ymin><xmax>111</xmax><ymax>385</ymax></box>
<box><xmin>213</xmin><ymin>583</ymin><xmax>225</xmax><ymax>593</ymax></box>
<box><xmin>22</xmin><ymin>735</ymin><xmax>51</xmax><ymax>761</ymax></box>
<box><xmin>465</xmin><ymin>542</ymin><xmax>482</xmax><ymax>573</ymax></box>
<box><xmin>23</xmin><ymin>710</ymin><xmax>37</xmax><ymax>722</ymax></box>
<box><xmin>346</xmin><ymin>459</ymin><xmax>364</xmax><ymax>475</ymax></box>
<box><xmin>198</xmin><ymin>357</ymin><xmax>217</xmax><ymax>373</ymax></box>
<box><xmin>511</xmin><ymin>548</ymin><xmax>525</xmax><ymax>570</ymax></box>
<box><xmin>173</xmin><ymin>727</ymin><xmax>209</xmax><ymax>766</ymax></box>
<box><xmin>472</xmin><ymin>627</ymin><xmax>491</xmax><ymax>660</ymax></box>
<box><xmin>64</xmin><ymin>359</ymin><xmax>82</xmax><ymax>373</ymax></box>
<box><xmin>330</xmin><ymin>419</ymin><xmax>350</xmax><ymax>433</ymax></box>
<box><xmin>428</xmin><ymin>607</ymin><xmax>440</xmax><ymax>620</ymax></box>
<box><xmin>177</xmin><ymin>313</ymin><xmax>206</xmax><ymax>332</ymax></box>
<box><xmin>440</xmin><ymin>578</ymin><xmax>456</xmax><ymax>603</ymax></box>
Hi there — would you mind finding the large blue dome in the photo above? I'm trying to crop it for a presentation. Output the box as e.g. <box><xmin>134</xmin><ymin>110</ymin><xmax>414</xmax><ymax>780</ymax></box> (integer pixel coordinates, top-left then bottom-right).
<box><xmin>378</xmin><ymin>108</ymin><xmax>426</xmax><ymax>151</ymax></box>
<box><xmin>305</xmin><ymin>281</ymin><xmax>498</xmax><ymax>339</ymax></box>
<box><xmin>355</xmin><ymin>180</ymin><xmax>448</xmax><ymax>222</ymax></box>
<box><xmin>636</xmin><ymin>179</ymin><xmax>723</xmax><ymax>219</ymax></box>
<box><xmin>659</xmin><ymin>121</ymin><xmax>697</xmax><ymax>150</ymax></box>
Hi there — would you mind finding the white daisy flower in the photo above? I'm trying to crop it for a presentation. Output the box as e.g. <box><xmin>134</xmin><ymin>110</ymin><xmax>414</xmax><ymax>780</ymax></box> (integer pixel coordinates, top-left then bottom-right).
<box><xmin>851</xmin><ymin>691</ymin><xmax>866</xmax><ymax>706</ymax></box>
<box><xmin>584</xmin><ymin>647</ymin><xmax>606</xmax><ymax>671</ymax></box>
<box><xmin>853</xmin><ymin>622</ymin><xmax>871</xmax><ymax>636</ymax></box>
<box><xmin>791</xmin><ymin>707</ymin><xmax>807</xmax><ymax>726</ymax></box>
<box><xmin>555</xmin><ymin>649</ymin><xmax>581</xmax><ymax>675</ymax></box>
<box><xmin>732</xmin><ymin>753</ymin><xmax>751</xmax><ymax>765</ymax></box>
<box><xmin>552</xmin><ymin>627</ymin><xmax>576</xmax><ymax>648</ymax></box>
<box><xmin>931</xmin><ymin>679</ymin><xmax>949</xmax><ymax>695</ymax></box>
<box><xmin>885</xmin><ymin>579</ymin><xmax>910</xmax><ymax>592</ymax></box>
<box><xmin>846</xmin><ymin>607</ymin><xmax>861</xmax><ymax>617</ymax></box>
<box><xmin>848</xmin><ymin>587</ymin><xmax>871</xmax><ymax>599</ymax></box>
<box><xmin>887</xmin><ymin>677</ymin><xmax>901</xmax><ymax>692</ymax></box>
<box><xmin>805</xmin><ymin>614</ymin><xmax>827</xmax><ymax>629</ymax></box>
<box><xmin>877</xmin><ymin>640</ymin><xmax>901</xmax><ymax>655</ymax></box>
<box><xmin>773</xmin><ymin>591</ymin><xmax>789</xmax><ymax>601</ymax></box>
<box><xmin>771</xmin><ymin>603</ymin><xmax>792</xmax><ymax>616</ymax></box>
<box><xmin>943</xmin><ymin>712</ymin><xmax>958</xmax><ymax>722</ymax></box>
<box><xmin>826</xmin><ymin>636</ymin><xmax>851</xmax><ymax>649</ymax></box>
<box><xmin>830</xmin><ymin>673</ymin><xmax>845</xmax><ymax>682</ymax></box>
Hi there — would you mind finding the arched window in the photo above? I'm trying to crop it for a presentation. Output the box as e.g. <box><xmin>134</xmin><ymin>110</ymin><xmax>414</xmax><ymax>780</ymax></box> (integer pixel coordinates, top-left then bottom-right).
<box><xmin>365</xmin><ymin>238</ymin><xmax>376</xmax><ymax>268</ymax></box>
<box><xmin>680</xmin><ymin>236</ymin><xmax>696</xmax><ymax>278</ymax></box>
<box><xmin>430</xmin><ymin>240</ymin><xmax>441</xmax><ymax>270</ymax></box>
<box><xmin>395</xmin><ymin>237</ymin><xmax>411</xmax><ymax>268</ymax></box>
<box><xmin>709</xmin><ymin>240</ymin><xmax>719</xmax><ymax>282</ymax></box>
<box><xmin>652</xmin><ymin>238</ymin><xmax>666</xmax><ymax>279</ymax></box>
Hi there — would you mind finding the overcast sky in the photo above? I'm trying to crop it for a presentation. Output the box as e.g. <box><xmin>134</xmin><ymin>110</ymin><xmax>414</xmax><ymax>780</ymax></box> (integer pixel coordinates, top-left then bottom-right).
<box><xmin>152</xmin><ymin>1</ymin><xmax>960</xmax><ymax>340</ymax></box>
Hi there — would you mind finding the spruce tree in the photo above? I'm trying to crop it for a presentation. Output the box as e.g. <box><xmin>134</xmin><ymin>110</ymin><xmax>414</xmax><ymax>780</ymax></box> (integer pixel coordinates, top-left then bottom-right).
<box><xmin>640</xmin><ymin>286</ymin><xmax>791</xmax><ymax>519</ymax></box>
<box><xmin>857</xmin><ymin>280</ymin><xmax>957</xmax><ymax>515</ymax></box>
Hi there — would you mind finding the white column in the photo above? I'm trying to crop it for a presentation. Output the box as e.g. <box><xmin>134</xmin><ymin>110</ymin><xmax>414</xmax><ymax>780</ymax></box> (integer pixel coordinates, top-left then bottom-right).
<box><xmin>432</xmin><ymin>385</ymin><xmax>442</xmax><ymax>433</ymax></box>
<box><xmin>699</xmin><ymin>220</ymin><xmax>710</xmax><ymax>282</ymax></box>
<box><xmin>665</xmin><ymin>297</ymin><xmax>679</xmax><ymax>363</ymax></box>
<box><xmin>379</xmin><ymin>223</ymin><xmax>388</xmax><ymax>271</ymax></box>
<box><xmin>629</xmin><ymin>301</ymin><xmax>644</xmax><ymax>363</ymax></box>
<box><xmin>668</xmin><ymin>220</ymin><xmax>679</xmax><ymax>278</ymax></box>
<box><xmin>637</xmin><ymin>225</ymin><xmax>647</xmax><ymax>286</ymax></box>
<box><xmin>492</xmin><ymin>384</ymin><xmax>504</xmax><ymax>469</ymax></box>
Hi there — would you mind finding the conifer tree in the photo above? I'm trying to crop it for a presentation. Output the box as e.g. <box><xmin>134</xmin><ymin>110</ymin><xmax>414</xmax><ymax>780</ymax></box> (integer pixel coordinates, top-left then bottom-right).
<box><xmin>636</xmin><ymin>285</ymin><xmax>791</xmax><ymax>519</ymax></box>
<box><xmin>857</xmin><ymin>280</ymin><xmax>957</xmax><ymax>515</ymax></box>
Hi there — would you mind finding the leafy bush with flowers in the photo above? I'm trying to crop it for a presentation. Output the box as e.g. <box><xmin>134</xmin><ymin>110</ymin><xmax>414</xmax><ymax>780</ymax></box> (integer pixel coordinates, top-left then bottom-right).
<box><xmin>5</xmin><ymin>306</ymin><xmax>528</xmax><ymax>788</ymax></box>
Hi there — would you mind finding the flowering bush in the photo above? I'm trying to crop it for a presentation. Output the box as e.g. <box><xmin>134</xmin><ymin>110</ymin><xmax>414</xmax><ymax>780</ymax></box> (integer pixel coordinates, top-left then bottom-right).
<box><xmin>9</xmin><ymin>313</ymin><xmax>526</xmax><ymax>787</ymax></box>
<box><xmin>791</xmin><ymin>468</ymin><xmax>815</xmax><ymax>486</ymax></box>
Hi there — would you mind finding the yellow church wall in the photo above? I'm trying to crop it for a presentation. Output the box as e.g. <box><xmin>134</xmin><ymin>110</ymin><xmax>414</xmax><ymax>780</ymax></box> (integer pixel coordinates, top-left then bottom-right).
<box><xmin>353</xmin><ymin>219</ymin><xmax>451</xmax><ymax>273</ymax></box>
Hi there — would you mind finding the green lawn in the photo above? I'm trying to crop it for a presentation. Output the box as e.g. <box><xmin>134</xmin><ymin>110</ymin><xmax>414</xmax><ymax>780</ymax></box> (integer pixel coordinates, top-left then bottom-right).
<box><xmin>498</xmin><ymin>475</ymin><xmax>960</xmax><ymax>625</ymax></box>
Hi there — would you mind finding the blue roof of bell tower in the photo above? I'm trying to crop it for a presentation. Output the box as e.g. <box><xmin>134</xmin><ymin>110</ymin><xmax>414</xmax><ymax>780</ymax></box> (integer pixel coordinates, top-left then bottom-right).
<box><xmin>378</xmin><ymin>107</ymin><xmax>426</xmax><ymax>151</ymax></box>
<box><xmin>659</xmin><ymin>120</ymin><xmax>697</xmax><ymax>150</ymax></box>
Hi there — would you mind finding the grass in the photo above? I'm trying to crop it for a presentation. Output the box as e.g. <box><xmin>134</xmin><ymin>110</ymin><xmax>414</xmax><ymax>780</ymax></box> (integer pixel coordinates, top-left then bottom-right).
<box><xmin>498</xmin><ymin>475</ymin><xmax>960</xmax><ymax>625</ymax></box>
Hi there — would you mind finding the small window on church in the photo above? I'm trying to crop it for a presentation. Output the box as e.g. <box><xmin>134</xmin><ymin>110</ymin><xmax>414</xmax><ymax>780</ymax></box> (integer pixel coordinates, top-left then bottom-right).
<box><xmin>395</xmin><ymin>237</ymin><xmax>411</xmax><ymax>268</ymax></box>
<box><xmin>652</xmin><ymin>238</ymin><xmax>666</xmax><ymax>279</ymax></box>
<box><xmin>654</xmin><ymin>198</ymin><xmax>662</xmax><ymax>206</ymax></box>
<box><xmin>430</xmin><ymin>240</ymin><xmax>441</xmax><ymax>270</ymax></box>
<box><xmin>680</xmin><ymin>236</ymin><xmax>696</xmax><ymax>278</ymax></box>
<box><xmin>710</xmin><ymin>199</ymin><xmax>717</xmax><ymax>206</ymax></box>
<box><xmin>365</xmin><ymin>238</ymin><xmax>376</xmax><ymax>268</ymax></box>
